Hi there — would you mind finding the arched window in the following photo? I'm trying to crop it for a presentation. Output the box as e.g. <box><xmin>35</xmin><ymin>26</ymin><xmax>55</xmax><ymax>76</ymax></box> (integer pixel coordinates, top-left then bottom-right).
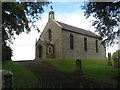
<box><xmin>70</xmin><ymin>34</ymin><xmax>74</xmax><ymax>49</ymax></box>
<box><xmin>38</xmin><ymin>45</ymin><xmax>42</xmax><ymax>58</ymax></box>
<box><xmin>48</xmin><ymin>29</ymin><xmax>52</xmax><ymax>41</ymax></box>
<box><xmin>84</xmin><ymin>37</ymin><xmax>87</xmax><ymax>51</ymax></box>
<box><xmin>96</xmin><ymin>40</ymin><xmax>98</xmax><ymax>52</ymax></box>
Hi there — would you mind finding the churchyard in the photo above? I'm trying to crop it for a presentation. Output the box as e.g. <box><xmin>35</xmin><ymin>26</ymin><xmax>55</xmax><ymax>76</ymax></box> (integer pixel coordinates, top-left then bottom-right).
<box><xmin>2</xmin><ymin>58</ymin><xmax>120</xmax><ymax>88</ymax></box>
<box><xmin>45</xmin><ymin>58</ymin><xmax>119</xmax><ymax>85</ymax></box>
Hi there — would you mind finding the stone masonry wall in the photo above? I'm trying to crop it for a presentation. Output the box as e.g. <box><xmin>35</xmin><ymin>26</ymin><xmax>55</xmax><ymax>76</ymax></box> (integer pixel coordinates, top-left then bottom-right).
<box><xmin>35</xmin><ymin>40</ymin><xmax>47</xmax><ymax>59</ymax></box>
<box><xmin>62</xmin><ymin>30</ymin><xmax>106</xmax><ymax>59</ymax></box>
<box><xmin>40</xmin><ymin>20</ymin><xmax>63</xmax><ymax>58</ymax></box>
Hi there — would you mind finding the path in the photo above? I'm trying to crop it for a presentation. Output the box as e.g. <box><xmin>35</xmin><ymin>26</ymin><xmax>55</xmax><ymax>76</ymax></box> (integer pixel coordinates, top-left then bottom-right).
<box><xmin>18</xmin><ymin>60</ymin><xmax>102</xmax><ymax>88</ymax></box>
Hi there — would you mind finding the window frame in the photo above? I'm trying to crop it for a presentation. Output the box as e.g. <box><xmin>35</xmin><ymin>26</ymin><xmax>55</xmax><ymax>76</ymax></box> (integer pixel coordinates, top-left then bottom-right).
<box><xmin>96</xmin><ymin>40</ymin><xmax>98</xmax><ymax>52</ymax></box>
<box><xmin>48</xmin><ymin>29</ymin><xmax>52</xmax><ymax>41</ymax></box>
<box><xmin>84</xmin><ymin>37</ymin><xmax>87</xmax><ymax>51</ymax></box>
<box><xmin>70</xmin><ymin>34</ymin><xmax>74</xmax><ymax>49</ymax></box>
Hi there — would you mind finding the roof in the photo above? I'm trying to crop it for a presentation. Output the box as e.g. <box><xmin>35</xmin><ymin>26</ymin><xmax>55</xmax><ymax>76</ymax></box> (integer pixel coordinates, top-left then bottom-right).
<box><xmin>56</xmin><ymin>21</ymin><xmax>97</xmax><ymax>38</ymax></box>
<box><xmin>36</xmin><ymin>38</ymin><xmax>54</xmax><ymax>46</ymax></box>
<box><xmin>46</xmin><ymin>40</ymin><xmax>54</xmax><ymax>45</ymax></box>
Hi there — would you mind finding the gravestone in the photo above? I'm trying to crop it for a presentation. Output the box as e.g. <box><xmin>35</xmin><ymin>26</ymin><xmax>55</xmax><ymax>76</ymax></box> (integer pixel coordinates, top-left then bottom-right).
<box><xmin>113</xmin><ymin>57</ymin><xmax>120</xmax><ymax>68</ymax></box>
<box><xmin>2</xmin><ymin>70</ymin><xmax>13</xmax><ymax>88</ymax></box>
<box><xmin>107</xmin><ymin>53</ymin><xmax>112</xmax><ymax>66</ymax></box>
<box><xmin>76</xmin><ymin>59</ymin><xmax>83</xmax><ymax>74</ymax></box>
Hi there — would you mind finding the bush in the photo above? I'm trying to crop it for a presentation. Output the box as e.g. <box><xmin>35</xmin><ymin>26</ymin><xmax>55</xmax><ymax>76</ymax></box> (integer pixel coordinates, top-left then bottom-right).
<box><xmin>2</xmin><ymin>43</ymin><xmax>13</xmax><ymax>61</ymax></box>
<box><xmin>112</xmin><ymin>50</ymin><xmax>120</xmax><ymax>60</ymax></box>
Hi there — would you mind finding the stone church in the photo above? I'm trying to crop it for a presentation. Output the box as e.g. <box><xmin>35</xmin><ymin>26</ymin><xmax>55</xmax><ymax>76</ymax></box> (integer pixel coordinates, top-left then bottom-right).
<box><xmin>35</xmin><ymin>9</ymin><xmax>106</xmax><ymax>60</ymax></box>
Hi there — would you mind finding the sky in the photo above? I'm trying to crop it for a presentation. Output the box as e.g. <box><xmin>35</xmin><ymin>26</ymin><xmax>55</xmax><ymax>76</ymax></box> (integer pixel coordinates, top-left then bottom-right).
<box><xmin>10</xmin><ymin>2</ymin><xmax>118</xmax><ymax>61</ymax></box>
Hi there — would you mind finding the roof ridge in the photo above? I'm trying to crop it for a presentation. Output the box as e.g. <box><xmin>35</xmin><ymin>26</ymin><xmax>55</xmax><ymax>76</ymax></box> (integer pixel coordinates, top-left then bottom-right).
<box><xmin>56</xmin><ymin>21</ymin><xmax>97</xmax><ymax>38</ymax></box>
<box><xmin>56</xmin><ymin>21</ymin><xmax>94</xmax><ymax>33</ymax></box>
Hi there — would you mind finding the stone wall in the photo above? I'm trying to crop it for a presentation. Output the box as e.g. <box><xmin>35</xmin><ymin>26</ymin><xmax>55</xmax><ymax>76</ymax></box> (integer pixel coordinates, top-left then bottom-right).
<box><xmin>35</xmin><ymin>40</ymin><xmax>47</xmax><ymax>59</ymax></box>
<box><xmin>46</xmin><ymin>45</ymin><xmax>54</xmax><ymax>58</ymax></box>
<box><xmin>61</xmin><ymin>30</ymin><xmax>106</xmax><ymax>59</ymax></box>
<box><xmin>40</xmin><ymin>19</ymin><xmax>63</xmax><ymax>58</ymax></box>
<box><xmin>36</xmin><ymin>19</ymin><xmax>106</xmax><ymax>60</ymax></box>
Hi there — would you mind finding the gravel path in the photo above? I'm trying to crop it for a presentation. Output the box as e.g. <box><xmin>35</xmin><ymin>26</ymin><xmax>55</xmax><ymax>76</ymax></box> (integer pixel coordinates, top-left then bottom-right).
<box><xmin>18</xmin><ymin>60</ymin><xmax>103</xmax><ymax>88</ymax></box>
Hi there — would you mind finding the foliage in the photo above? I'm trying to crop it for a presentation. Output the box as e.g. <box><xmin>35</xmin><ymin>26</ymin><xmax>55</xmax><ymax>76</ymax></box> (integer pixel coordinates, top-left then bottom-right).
<box><xmin>2</xmin><ymin>1</ymin><xmax>50</xmax><ymax>60</ymax></box>
<box><xmin>2</xmin><ymin>61</ymin><xmax>38</xmax><ymax>87</ymax></box>
<box><xmin>2</xmin><ymin>43</ymin><xmax>13</xmax><ymax>61</ymax></box>
<box><xmin>82</xmin><ymin>1</ymin><xmax>120</xmax><ymax>46</ymax></box>
<box><xmin>2</xmin><ymin>1</ymin><xmax>50</xmax><ymax>44</ymax></box>
<box><xmin>2</xmin><ymin>27</ymin><xmax>13</xmax><ymax>61</ymax></box>
<box><xmin>45</xmin><ymin>59</ymin><xmax>120</xmax><ymax>85</ymax></box>
<box><xmin>112</xmin><ymin>50</ymin><xmax>120</xmax><ymax>59</ymax></box>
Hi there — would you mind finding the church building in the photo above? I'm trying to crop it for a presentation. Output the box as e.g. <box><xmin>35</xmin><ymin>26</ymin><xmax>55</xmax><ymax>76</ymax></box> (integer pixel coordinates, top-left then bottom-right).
<box><xmin>35</xmin><ymin>9</ymin><xmax>106</xmax><ymax>60</ymax></box>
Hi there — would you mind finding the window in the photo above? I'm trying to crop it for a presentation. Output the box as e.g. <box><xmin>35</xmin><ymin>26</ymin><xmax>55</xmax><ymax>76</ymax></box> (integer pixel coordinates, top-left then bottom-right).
<box><xmin>39</xmin><ymin>46</ymin><xmax>42</xmax><ymax>58</ymax></box>
<box><xmin>49</xmin><ymin>47</ymin><xmax>51</xmax><ymax>53</ymax></box>
<box><xmin>84</xmin><ymin>37</ymin><xmax>87</xmax><ymax>51</ymax></box>
<box><xmin>96</xmin><ymin>40</ymin><xmax>98</xmax><ymax>52</ymax></box>
<box><xmin>49</xmin><ymin>47</ymin><xmax>52</xmax><ymax>54</ymax></box>
<box><xmin>70</xmin><ymin>34</ymin><xmax>74</xmax><ymax>49</ymax></box>
<box><xmin>48</xmin><ymin>29</ymin><xmax>52</xmax><ymax>41</ymax></box>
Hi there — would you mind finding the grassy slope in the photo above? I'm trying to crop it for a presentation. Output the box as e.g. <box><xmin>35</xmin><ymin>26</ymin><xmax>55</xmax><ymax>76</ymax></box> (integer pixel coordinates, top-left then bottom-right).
<box><xmin>2</xmin><ymin>61</ymin><xmax>38</xmax><ymax>85</ymax></box>
<box><xmin>46</xmin><ymin>59</ymin><xmax>119</xmax><ymax>85</ymax></box>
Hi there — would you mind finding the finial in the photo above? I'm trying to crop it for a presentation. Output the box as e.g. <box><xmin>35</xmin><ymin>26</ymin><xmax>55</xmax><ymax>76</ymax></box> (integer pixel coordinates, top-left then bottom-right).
<box><xmin>36</xmin><ymin>38</ymin><xmax>37</xmax><ymax>43</ymax></box>
<box><xmin>50</xmin><ymin>6</ymin><xmax>53</xmax><ymax>10</ymax></box>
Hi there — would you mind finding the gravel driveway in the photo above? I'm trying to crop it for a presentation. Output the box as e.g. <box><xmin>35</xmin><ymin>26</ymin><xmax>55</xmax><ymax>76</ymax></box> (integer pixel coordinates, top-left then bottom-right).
<box><xmin>18</xmin><ymin>60</ymin><xmax>105</xmax><ymax>88</ymax></box>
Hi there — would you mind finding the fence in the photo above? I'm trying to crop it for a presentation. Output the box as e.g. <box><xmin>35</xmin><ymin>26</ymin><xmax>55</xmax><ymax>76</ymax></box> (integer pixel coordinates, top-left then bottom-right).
<box><xmin>2</xmin><ymin>71</ymin><xmax>118</xmax><ymax>89</ymax></box>
<box><xmin>2</xmin><ymin>81</ymin><xmax>118</xmax><ymax>89</ymax></box>
<box><xmin>12</xmin><ymin>81</ymin><xmax>41</xmax><ymax>88</ymax></box>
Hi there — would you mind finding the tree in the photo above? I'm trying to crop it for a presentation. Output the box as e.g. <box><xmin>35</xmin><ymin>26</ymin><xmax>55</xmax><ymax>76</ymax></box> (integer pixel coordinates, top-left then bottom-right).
<box><xmin>2</xmin><ymin>1</ymin><xmax>50</xmax><ymax>61</ymax></box>
<box><xmin>82</xmin><ymin>1</ymin><xmax>120</xmax><ymax>46</ymax></box>
<box><xmin>2</xmin><ymin>43</ymin><xmax>13</xmax><ymax>61</ymax></box>
<box><xmin>112</xmin><ymin>50</ymin><xmax>120</xmax><ymax>60</ymax></box>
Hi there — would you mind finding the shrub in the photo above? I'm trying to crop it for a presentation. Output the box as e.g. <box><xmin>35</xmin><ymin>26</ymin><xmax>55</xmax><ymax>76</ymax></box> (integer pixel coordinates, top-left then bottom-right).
<box><xmin>112</xmin><ymin>50</ymin><xmax>120</xmax><ymax>60</ymax></box>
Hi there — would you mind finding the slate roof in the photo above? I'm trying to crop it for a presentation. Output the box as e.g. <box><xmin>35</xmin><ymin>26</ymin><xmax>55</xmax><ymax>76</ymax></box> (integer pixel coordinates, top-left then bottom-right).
<box><xmin>56</xmin><ymin>21</ymin><xmax>97</xmax><ymax>38</ymax></box>
<box><xmin>46</xmin><ymin>40</ymin><xmax>54</xmax><ymax>45</ymax></box>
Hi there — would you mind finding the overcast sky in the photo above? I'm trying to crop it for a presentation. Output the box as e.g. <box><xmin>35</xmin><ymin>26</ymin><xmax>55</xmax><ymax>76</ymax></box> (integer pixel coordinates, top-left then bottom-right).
<box><xmin>10</xmin><ymin>2</ymin><xmax>118</xmax><ymax>61</ymax></box>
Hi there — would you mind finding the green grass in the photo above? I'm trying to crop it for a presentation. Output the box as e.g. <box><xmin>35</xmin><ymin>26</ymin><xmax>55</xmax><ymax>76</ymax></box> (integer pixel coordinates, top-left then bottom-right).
<box><xmin>45</xmin><ymin>58</ymin><xmax>119</xmax><ymax>85</ymax></box>
<box><xmin>2</xmin><ymin>61</ymin><xmax>38</xmax><ymax>86</ymax></box>
<box><xmin>46</xmin><ymin>58</ymin><xmax>76</xmax><ymax>72</ymax></box>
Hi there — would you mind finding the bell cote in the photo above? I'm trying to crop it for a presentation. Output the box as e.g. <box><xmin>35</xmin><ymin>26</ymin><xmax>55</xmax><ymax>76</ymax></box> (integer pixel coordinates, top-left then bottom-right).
<box><xmin>48</xmin><ymin>6</ymin><xmax>55</xmax><ymax>20</ymax></box>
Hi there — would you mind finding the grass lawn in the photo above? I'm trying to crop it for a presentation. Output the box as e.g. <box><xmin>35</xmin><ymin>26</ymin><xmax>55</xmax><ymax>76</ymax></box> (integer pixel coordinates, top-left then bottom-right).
<box><xmin>2</xmin><ymin>61</ymin><xmax>38</xmax><ymax>87</ymax></box>
<box><xmin>45</xmin><ymin>58</ymin><xmax>120</xmax><ymax>85</ymax></box>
